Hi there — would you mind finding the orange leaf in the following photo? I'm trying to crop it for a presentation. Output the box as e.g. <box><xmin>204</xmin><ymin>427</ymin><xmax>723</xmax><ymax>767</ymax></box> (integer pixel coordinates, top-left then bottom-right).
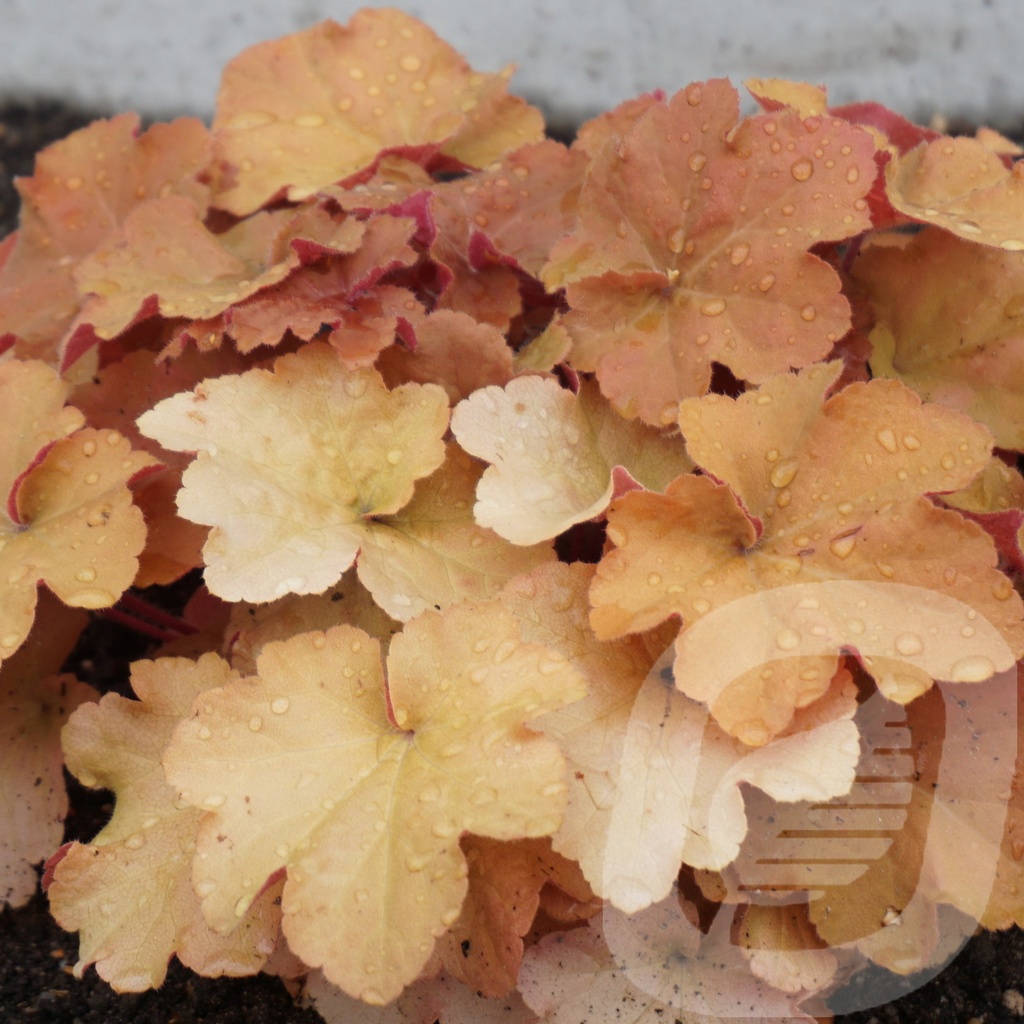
<box><xmin>137</xmin><ymin>342</ymin><xmax>449</xmax><ymax>603</ymax></box>
<box><xmin>163</xmin><ymin>604</ymin><xmax>585</xmax><ymax>1004</ymax></box>
<box><xmin>886</xmin><ymin>135</ymin><xmax>1024</xmax><ymax>249</ymax></box>
<box><xmin>0</xmin><ymin>115</ymin><xmax>210</xmax><ymax>360</ymax></box>
<box><xmin>591</xmin><ymin>363</ymin><xmax>1024</xmax><ymax>742</ymax></box>
<box><xmin>855</xmin><ymin>227</ymin><xmax>1024</xmax><ymax>449</ymax></box>
<box><xmin>210</xmin><ymin>11</ymin><xmax>544</xmax><ymax>216</ymax></box>
<box><xmin>73</xmin><ymin>199</ymin><xmax>364</xmax><ymax>342</ymax></box>
<box><xmin>544</xmin><ymin>82</ymin><xmax>874</xmax><ymax>424</ymax></box>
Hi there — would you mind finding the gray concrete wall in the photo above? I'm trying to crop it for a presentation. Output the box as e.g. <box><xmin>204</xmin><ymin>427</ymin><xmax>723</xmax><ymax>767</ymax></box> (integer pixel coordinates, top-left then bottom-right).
<box><xmin>2</xmin><ymin>0</ymin><xmax>1023</xmax><ymax>130</ymax></box>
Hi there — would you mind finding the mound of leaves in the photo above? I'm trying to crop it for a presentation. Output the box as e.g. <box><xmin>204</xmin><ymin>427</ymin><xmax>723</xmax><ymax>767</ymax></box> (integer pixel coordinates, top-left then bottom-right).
<box><xmin>1</xmin><ymin>9</ymin><xmax>1023</xmax><ymax>1023</ymax></box>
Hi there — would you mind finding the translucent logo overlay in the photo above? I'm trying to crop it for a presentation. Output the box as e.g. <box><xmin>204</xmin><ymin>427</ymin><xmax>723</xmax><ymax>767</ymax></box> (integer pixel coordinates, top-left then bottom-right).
<box><xmin>599</xmin><ymin>580</ymin><xmax>1018</xmax><ymax>1018</ymax></box>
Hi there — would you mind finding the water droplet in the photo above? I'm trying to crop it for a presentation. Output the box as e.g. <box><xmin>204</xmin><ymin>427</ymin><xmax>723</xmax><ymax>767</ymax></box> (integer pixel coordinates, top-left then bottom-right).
<box><xmin>202</xmin><ymin>793</ymin><xmax>226</xmax><ymax>809</ymax></box>
<box><xmin>800</xmin><ymin>304</ymin><xmax>817</xmax><ymax>322</ymax></box>
<box><xmin>406</xmin><ymin>853</ymin><xmax>429</xmax><ymax>872</ymax></box>
<box><xmin>729</xmin><ymin>242</ymin><xmax>751</xmax><ymax>265</ymax></box>
<box><xmin>876</xmin><ymin>562</ymin><xmax>895</xmax><ymax>578</ymax></box>
<box><xmin>234</xmin><ymin>895</ymin><xmax>250</xmax><ymax>918</ymax></box>
<box><xmin>1002</xmin><ymin>239</ymin><xmax>1024</xmax><ymax>251</ymax></box>
<box><xmin>538</xmin><ymin>653</ymin><xmax>567</xmax><ymax>675</ymax></box>
<box><xmin>685</xmin><ymin>83</ymin><xmax>703</xmax><ymax>105</ymax></box>
<box><xmin>197</xmin><ymin>725</ymin><xmax>212</xmax><ymax>740</ymax></box>
<box><xmin>66</xmin><ymin>176</ymin><xmax>83</xmax><ymax>191</ymax></box>
<box><xmin>960</xmin><ymin>625</ymin><xmax>976</xmax><ymax>638</ymax></box>
<box><xmin>790</xmin><ymin>158</ymin><xmax>814</xmax><ymax>181</ymax></box>
<box><xmin>829</xmin><ymin>533</ymin><xmax>857</xmax><ymax>559</ymax></box>
<box><xmin>125</xmin><ymin>833</ymin><xmax>146</xmax><ymax>850</ymax></box>
<box><xmin>688</xmin><ymin>151</ymin><xmax>707</xmax><ymax>172</ymax></box>
<box><xmin>294</xmin><ymin>112</ymin><xmax>326</xmax><ymax>127</ymax></box>
<box><xmin>902</xmin><ymin>433</ymin><xmax>921</xmax><ymax>450</ymax></box>
<box><xmin>894</xmin><ymin>633</ymin><xmax>924</xmax><ymax>657</ymax></box>
<box><xmin>949</xmin><ymin>655</ymin><xmax>996</xmax><ymax>683</ymax></box>
<box><xmin>647</xmin><ymin>572</ymin><xmax>662</xmax><ymax>586</ymax></box>
<box><xmin>492</xmin><ymin>639</ymin><xmax>516</xmax><ymax>664</ymax></box>
<box><xmin>667</xmin><ymin>226</ymin><xmax>686</xmax><ymax>253</ymax></box>
<box><xmin>440</xmin><ymin>741</ymin><xmax>467</xmax><ymax>758</ymax></box>
<box><xmin>737</xmin><ymin>719</ymin><xmax>770</xmax><ymax>746</ymax></box>
<box><xmin>700</xmin><ymin>298</ymin><xmax>726</xmax><ymax>317</ymax></box>
<box><xmin>775</xmin><ymin>627</ymin><xmax>801</xmax><ymax>651</ymax></box>
<box><xmin>399</xmin><ymin>53</ymin><xmax>422</xmax><ymax>72</ymax></box>
<box><xmin>691</xmin><ymin>598</ymin><xmax>711</xmax><ymax>614</ymax></box>
<box><xmin>616</xmin><ymin>219</ymin><xmax>628</xmax><ymax>239</ymax></box>
<box><xmin>70</xmin><ymin>588</ymin><xmax>117</xmax><ymax>608</ymax></box>
<box><xmin>271</xmin><ymin>697</ymin><xmax>290</xmax><ymax>714</ymax></box>
<box><xmin>875</xmin><ymin>428</ymin><xmax>899</xmax><ymax>454</ymax></box>
<box><xmin>776</xmin><ymin>489</ymin><xmax>792</xmax><ymax>508</ymax></box>
<box><xmin>82</xmin><ymin>439</ymin><xmax>97</xmax><ymax>457</ymax></box>
<box><xmin>74</xmin><ymin>567</ymin><xmax>97</xmax><ymax>583</ymax></box>
<box><xmin>471</xmin><ymin>786</ymin><xmax>497</xmax><ymax>806</ymax></box>
<box><xmin>769</xmin><ymin>458</ymin><xmax>799</xmax><ymax>488</ymax></box>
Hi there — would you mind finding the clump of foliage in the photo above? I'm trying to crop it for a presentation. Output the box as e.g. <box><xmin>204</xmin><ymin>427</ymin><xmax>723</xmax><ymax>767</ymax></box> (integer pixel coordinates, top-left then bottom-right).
<box><xmin>2</xmin><ymin>8</ymin><xmax>1023</xmax><ymax>1021</ymax></box>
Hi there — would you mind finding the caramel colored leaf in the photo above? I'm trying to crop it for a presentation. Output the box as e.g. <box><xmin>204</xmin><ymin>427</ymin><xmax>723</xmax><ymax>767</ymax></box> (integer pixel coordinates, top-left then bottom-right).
<box><xmin>1</xmin><ymin>593</ymin><xmax>92</xmax><ymax>907</ymax></box>
<box><xmin>358</xmin><ymin>444</ymin><xmax>554</xmax><ymax>621</ymax></box>
<box><xmin>377</xmin><ymin>309</ymin><xmax>515</xmax><ymax>403</ymax></box>
<box><xmin>434</xmin><ymin>836</ymin><xmax>553</xmax><ymax>997</ymax></box>
<box><xmin>545</xmin><ymin>82</ymin><xmax>874</xmax><ymax>424</ymax></box>
<box><xmin>452</xmin><ymin>377</ymin><xmax>692</xmax><ymax>544</ymax></box>
<box><xmin>0</xmin><ymin>115</ymin><xmax>210</xmax><ymax>359</ymax></box>
<box><xmin>136</xmin><ymin>342</ymin><xmax>449</xmax><ymax>603</ymax></box>
<box><xmin>74</xmin><ymin>199</ymin><xmax>364</xmax><ymax>342</ymax></box>
<box><xmin>50</xmin><ymin>654</ymin><xmax>280</xmax><ymax>990</ymax></box>
<box><xmin>886</xmin><ymin>135</ymin><xmax>1024</xmax><ymax>250</ymax></box>
<box><xmin>2</xmin><ymin>427</ymin><xmax>155</xmax><ymax>667</ymax></box>
<box><xmin>745</xmin><ymin>78</ymin><xmax>828</xmax><ymax>118</ymax></box>
<box><xmin>591</xmin><ymin>363</ymin><xmax>1024</xmax><ymax>742</ymax></box>
<box><xmin>855</xmin><ymin>227</ymin><xmax>1024</xmax><ymax>449</ymax></box>
<box><xmin>210</xmin><ymin>11</ymin><xmax>543</xmax><ymax>216</ymax></box>
<box><xmin>163</xmin><ymin>603</ymin><xmax>585</xmax><ymax>1004</ymax></box>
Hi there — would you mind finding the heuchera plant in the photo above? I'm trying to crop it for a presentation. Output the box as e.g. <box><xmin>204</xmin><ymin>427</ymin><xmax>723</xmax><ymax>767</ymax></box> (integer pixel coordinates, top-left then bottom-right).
<box><xmin>2</xmin><ymin>8</ymin><xmax>1024</xmax><ymax>1020</ymax></box>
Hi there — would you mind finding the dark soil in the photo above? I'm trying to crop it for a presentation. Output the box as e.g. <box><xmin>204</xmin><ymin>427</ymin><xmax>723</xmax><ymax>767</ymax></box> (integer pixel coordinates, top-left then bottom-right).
<box><xmin>3</xmin><ymin>95</ymin><xmax>1024</xmax><ymax>1024</ymax></box>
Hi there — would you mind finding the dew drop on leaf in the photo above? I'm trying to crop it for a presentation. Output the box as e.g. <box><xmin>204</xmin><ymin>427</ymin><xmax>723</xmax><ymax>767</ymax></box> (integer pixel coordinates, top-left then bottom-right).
<box><xmin>949</xmin><ymin>655</ymin><xmax>996</xmax><ymax>682</ymax></box>
<box><xmin>775</xmin><ymin>627</ymin><xmax>801</xmax><ymax>651</ymax></box>
<box><xmin>769</xmin><ymin>458</ymin><xmax>799</xmax><ymax>488</ymax></box>
<box><xmin>790</xmin><ymin>158</ymin><xmax>814</xmax><ymax>181</ymax></box>
<box><xmin>700</xmin><ymin>297</ymin><xmax>727</xmax><ymax>317</ymax></box>
<box><xmin>875</xmin><ymin>428</ymin><xmax>899</xmax><ymax>454</ymax></box>
<box><xmin>829</xmin><ymin>534</ymin><xmax>857</xmax><ymax>559</ymax></box>
<box><xmin>894</xmin><ymin>633</ymin><xmax>924</xmax><ymax>657</ymax></box>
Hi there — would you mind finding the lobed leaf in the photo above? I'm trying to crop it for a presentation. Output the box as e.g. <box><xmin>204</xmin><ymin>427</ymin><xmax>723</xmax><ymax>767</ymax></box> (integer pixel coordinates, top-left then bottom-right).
<box><xmin>50</xmin><ymin>655</ymin><xmax>281</xmax><ymax>990</ymax></box>
<box><xmin>163</xmin><ymin>603</ymin><xmax>585</xmax><ymax>1004</ymax></box>
<box><xmin>855</xmin><ymin>227</ymin><xmax>1024</xmax><ymax>449</ymax></box>
<box><xmin>591</xmin><ymin>362</ymin><xmax>1024</xmax><ymax>742</ymax></box>
<box><xmin>886</xmin><ymin>135</ymin><xmax>1024</xmax><ymax>249</ymax></box>
<box><xmin>544</xmin><ymin>81</ymin><xmax>875</xmax><ymax>424</ymax></box>
<box><xmin>137</xmin><ymin>341</ymin><xmax>449</xmax><ymax>603</ymax></box>
<box><xmin>0</xmin><ymin>115</ymin><xmax>211</xmax><ymax>360</ymax></box>
<box><xmin>209</xmin><ymin>10</ymin><xmax>544</xmax><ymax>216</ymax></box>
<box><xmin>452</xmin><ymin>377</ymin><xmax>693</xmax><ymax>544</ymax></box>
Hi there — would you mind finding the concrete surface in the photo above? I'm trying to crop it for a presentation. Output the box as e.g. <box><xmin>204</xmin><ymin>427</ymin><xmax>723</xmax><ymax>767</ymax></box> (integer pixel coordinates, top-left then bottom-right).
<box><xmin>2</xmin><ymin>0</ymin><xmax>1024</xmax><ymax>130</ymax></box>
